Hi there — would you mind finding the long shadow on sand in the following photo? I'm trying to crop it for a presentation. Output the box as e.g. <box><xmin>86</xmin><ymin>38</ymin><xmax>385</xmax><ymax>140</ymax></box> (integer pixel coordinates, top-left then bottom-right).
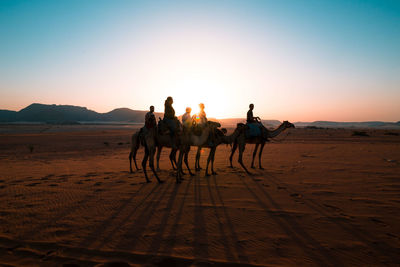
<box><xmin>211</xmin><ymin>175</ymin><xmax>250</xmax><ymax>263</ymax></box>
<box><xmin>239</xmin><ymin>174</ymin><xmax>343</xmax><ymax>266</ymax></box>
<box><xmin>163</xmin><ymin>175</ymin><xmax>193</xmax><ymax>256</ymax></box>
<box><xmin>193</xmin><ymin>174</ymin><xmax>209</xmax><ymax>260</ymax></box>
<box><xmin>261</xmin><ymin>172</ymin><xmax>400</xmax><ymax>264</ymax></box>
<box><xmin>114</xmin><ymin>180</ymin><xmax>173</xmax><ymax>251</ymax></box>
<box><xmin>145</xmin><ymin>180</ymin><xmax>180</xmax><ymax>255</ymax></box>
<box><xmin>79</xmin><ymin>182</ymin><xmax>149</xmax><ymax>248</ymax></box>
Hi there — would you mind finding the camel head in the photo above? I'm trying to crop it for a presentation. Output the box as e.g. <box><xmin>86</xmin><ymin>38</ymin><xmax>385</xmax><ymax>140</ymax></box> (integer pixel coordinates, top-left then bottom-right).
<box><xmin>207</xmin><ymin>121</ymin><xmax>221</xmax><ymax>128</ymax></box>
<box><xmin>283</xmin><ymin>120</ymin><xmax>295</xmax><ymax>129</ymax></box>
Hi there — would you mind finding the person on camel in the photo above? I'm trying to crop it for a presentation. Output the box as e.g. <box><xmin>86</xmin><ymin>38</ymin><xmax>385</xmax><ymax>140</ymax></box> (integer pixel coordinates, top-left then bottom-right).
<box><xmin>140</xmin><ymin>105</ymin><xmax>157</xmax><ymax>136</ymax></box>
<box><xmin>182</xmin><ymin>107</ymin><xmax>192</xmax><ymax>131</ymax></box>
<box><xmin>192</xmin><ymin>103</ymin><xmax>216</xmax><ymax>145</ymax></box>
<box><xmin>145</xmin><ymin>105</ymin><xmax>156</xmax><ymax>129</ymax></box>
<box><xmin>247</xmin><ymin>103</ymin><xmax>268</xmax><ymax>139</ymax></box>
<box><xmin>163</xmin><ymin>96</ymin><xmax>179</xmax><ymax>145</ymax></box>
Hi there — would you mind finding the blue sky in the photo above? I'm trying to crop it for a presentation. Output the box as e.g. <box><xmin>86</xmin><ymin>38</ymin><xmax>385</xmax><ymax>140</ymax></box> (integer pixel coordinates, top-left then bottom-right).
<box><xmin>0</xmin><ymin>0</ymin><xmax>399</xmax><ymax>121</ymax></box>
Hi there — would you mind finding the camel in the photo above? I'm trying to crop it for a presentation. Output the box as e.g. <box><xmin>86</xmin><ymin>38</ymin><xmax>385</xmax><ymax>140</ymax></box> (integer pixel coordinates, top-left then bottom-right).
<box><xmin>129</xmin><ymin>130</ymin><xmax>141</xmax><ymax>172</ymax></box>
<box><xmin>195</xmin><ymin>124</ymin><xmax>247</xmax><ymax>176</ymax></box>
<box><xmin>175</xmin><ymin>123</ymin><xmax>214</xmax><ymax>182</ymax></box>
<box><xmin>139</xmin><ymin>127</ymin><xmax>163</xmax><ymax>183</ymax></box>
<box><xmin>229</xmin><ymin>121</ymin><xmax>295</xmax><ymax>173</ymax></box>
<box><xmin>129</xmin><ymin>130</ymin><xmax>178</xmax><ymax>173</ymax></box>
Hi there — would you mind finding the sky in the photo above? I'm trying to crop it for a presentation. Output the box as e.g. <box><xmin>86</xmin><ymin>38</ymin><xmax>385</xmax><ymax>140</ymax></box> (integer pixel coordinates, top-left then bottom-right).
<box><xmin>0</xmin><ymin>0</ymin><xmax>399</xmax><ymax>122</ymax></box>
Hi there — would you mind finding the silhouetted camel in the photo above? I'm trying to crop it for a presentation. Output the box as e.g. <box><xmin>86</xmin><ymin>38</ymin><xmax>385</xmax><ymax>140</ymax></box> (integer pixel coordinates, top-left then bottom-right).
<box><xmin>195</xmin><ymin>124</ymin><xmax>247</xmax><ymax>176</ymax></box>
<box><xmin>230</xmin><ymin>121</ymin><xmax>295</xmax><ymax>173</ymax></box>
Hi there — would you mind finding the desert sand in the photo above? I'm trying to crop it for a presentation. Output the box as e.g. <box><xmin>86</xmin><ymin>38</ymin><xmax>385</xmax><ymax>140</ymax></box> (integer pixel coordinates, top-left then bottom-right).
<box><xmin>0</xmin><ymin>125</ymin><xmax>399</xmax><ymax>266</ymax></box>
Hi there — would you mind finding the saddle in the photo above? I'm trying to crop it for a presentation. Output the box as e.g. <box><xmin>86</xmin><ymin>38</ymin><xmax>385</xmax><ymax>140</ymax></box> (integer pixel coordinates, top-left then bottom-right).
<box><xmin>246</xmin><ymin>122</ymin><xmax>262</xmax><ymax>138</ymax></box>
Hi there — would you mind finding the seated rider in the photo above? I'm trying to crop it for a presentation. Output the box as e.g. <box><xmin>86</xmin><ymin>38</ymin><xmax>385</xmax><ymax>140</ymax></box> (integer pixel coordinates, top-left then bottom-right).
<box><xmin>145</xmin><ymin>105</ymin><xmax>156</xmax><ymax>129</ymax></box>
<box><xmin>247</xmin><ymin>103</ymin><xmax>259</xmax><ymax>123</ymax></box>
<box><xmin>182</xmin><ymin>107</ymin><xmax>192</xmax><ymax>131</ymax></box>
<box><xmin>247</xmin><ymin>103</ymin><xmax>268</xmax><ymax>138</ymax></box>
<box><xmin>193</xmin><ymin>103</ymin><xmax>207</xmax><ymax>127</ymax></box>
<box><xmin>163</xmin><ymin>96</ymin><xmax>179</xmax><ymax>145</ymax></box>
<box><xmin>193</xmin><ymin>103</ymin><xmax>216</xmax><ymax>145</ymax></box>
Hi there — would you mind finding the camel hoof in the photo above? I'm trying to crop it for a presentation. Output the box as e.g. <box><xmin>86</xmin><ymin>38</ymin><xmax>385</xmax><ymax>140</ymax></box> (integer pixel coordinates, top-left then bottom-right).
<box><xmin>259</xmin><ymin>167</ymin><xmax>265</xmax><ymax>170</ymax></box>
<box><xmin>212</xmin><ymin>172</ymin><xmax>217</xmax><ymax>175</ymax></box>
<box><xmin>158</xmin><ymin>180</ymin><xmax>165</xmax><ymax>184</ymax></box>
<box><xmin>189</xmin><ymin>173</ymin><xmax>195</xmax><ymax>176</ymax></box>
<box><xmin>251</xmin><ymin>166</ymin><xmax>255</xmax><ymax>169</ymax></box>
<box><xmin>146</xmin><ymin>180</ymin><xmax>151</xmax><ymax>183</ymax></box>
<box><xmin>228</xmin><ymin>165</ymin><xmax>233</xmax><ymax>168</ymax></box>
<box><xmin>205</xmin><ymin>173</ymin><xmax>211</xmax><ymax>177</ymax></box>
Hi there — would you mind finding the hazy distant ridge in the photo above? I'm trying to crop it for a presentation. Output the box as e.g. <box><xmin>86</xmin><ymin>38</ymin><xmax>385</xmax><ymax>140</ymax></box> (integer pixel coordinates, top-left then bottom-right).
<box><xmin>0</xmin><ymin>103</ymin><xmax>163</xmax><ymax>123</ymax></box>
<box><xmin>0</xmin><ymin>104</ymin><xmax>398</xmax><ymax>128</ymax></box>
<box><xmin>295</xmin><ymin>120</ymin><xmax>400</xmax><ymax>129</ymax></box>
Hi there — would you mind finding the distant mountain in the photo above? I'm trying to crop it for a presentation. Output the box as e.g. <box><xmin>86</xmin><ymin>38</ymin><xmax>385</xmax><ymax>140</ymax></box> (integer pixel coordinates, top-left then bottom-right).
<box><xmin>0</xmin><ymin>103</ymin><xmax>162</xmax><ymax>124</ymax></box>
<box><xmin>294</xmin><ymin>121</ymin><xmax>400</xmax><ymax>129</ymax></box>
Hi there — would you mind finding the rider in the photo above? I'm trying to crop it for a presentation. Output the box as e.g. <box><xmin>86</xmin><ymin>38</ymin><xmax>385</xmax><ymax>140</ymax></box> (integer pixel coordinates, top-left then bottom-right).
<box><xmin>182</xmin><ymin>107</ymin><xmax>192</xmax><ymax>131</ymax></box>
<box><xmin>193</xmin><ymin>103</ymin><xmax>217</xmax><ymax>145</ymax></box>
<box><xmin>247</xmin><ymin>103</ymin><xmax>268</xmax><ymax>138</ymax></box>
<box><xmin>145</xmin><ymin>105</ymin><xmax>156</xmax><ymax>129</ymax></box>
<box><xmin>164</xmin><ymin>96</ymin><xmax>179</xmax><ymax>145</ymax></box>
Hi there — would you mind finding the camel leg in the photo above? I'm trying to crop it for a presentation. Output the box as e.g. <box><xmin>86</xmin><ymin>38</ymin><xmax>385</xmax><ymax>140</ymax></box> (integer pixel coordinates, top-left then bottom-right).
<box><xmin>251</xmin><ymin>144</ymin><xmax>259</xmax><ymax>169</ymax></box>
<box><xmin>172</xmin><ymin>148</ymin><xmax>178</xmax><ymax>170</ymax></box>
<box><xmin>259</xmin><ymin>142</ymin><xmax>265</xmax><ymax>169</ymax></box>
<box><xmin>133</xmin><ymin>146</ymin><xmax>140</xmax><ymax>171</ymax></box>
<box><xmin>229</xmin><ymin>142</ymin><xmax>238</xmax><ymax>168</ymax></box>
<box><xmin>149</xmin><ymin>147</ymin><xmax>163</xmax><ymax>183</ymax></box>
<box><xmin>129</xmin><ymin>151</ymin><xmax>133</xmax><ymax>173</ymax></box>
<box><xmin>205</xmin><ymin>148</ymin><xmax>212</xmax><ymax>176</ymax></box>
<box><xmin>195</xmin><ymin>146</ymin><xmax>202</xmax><ymax>171</ymax></box>
<box><xmin>184</xmin><ymin>147</ymin><xmax>194</xmax><ymax>176</ymax></box>
<box><xmin>238</xmin><ymin>143</ymin><xmax>251</xmax><ymax>174</ymax></box>
<box><xmin>211</xmin><ymin>147</ymin><xmax>217</xmax><ymax>175</ymax></box>
<box><xmin>142</xmin><ymin>147</ymin><xmax>150</xmax><ymax>183</ymax></box>
<box><xmin>156</xmin><ymin>146</ymin><xmax>162</xmax><ymax>171</ymax></box>
<box><xmin>176</xmin><ymin>149</ymin><xmax>185</xmax><ymax>183</ymax></box>
<box><xmin>169</xmin><ymin>149</ymin><xmax>177</xmax><ymax>170</ymax></box>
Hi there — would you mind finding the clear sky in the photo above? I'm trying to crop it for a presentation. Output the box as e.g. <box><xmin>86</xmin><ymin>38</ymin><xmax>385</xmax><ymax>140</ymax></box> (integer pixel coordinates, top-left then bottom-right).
<box><xmin>0</xmin><ymin>0</ymin><xmax>399</xmax><ymax>121</ymax></box>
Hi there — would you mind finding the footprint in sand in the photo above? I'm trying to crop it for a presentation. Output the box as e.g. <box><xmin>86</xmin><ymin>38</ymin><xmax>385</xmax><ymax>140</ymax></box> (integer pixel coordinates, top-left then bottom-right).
<box><xmin>25</xmin><ymin>182</ymin><xmax>41</xmax><ymax>187</ymax></box>
<box><xmin>323</xmin><ymin>203</ymin><xmax>342</xmax><ymax>211</ymax></box>
<box><xmin>84</xmin><ymin>172</ymin><xmax>97</xmax><ymax>177</ymax></box>
<box><xmin>370</xmin><ymin>217</ymin><xmax>387</xmax><ymax>226</ymax></box>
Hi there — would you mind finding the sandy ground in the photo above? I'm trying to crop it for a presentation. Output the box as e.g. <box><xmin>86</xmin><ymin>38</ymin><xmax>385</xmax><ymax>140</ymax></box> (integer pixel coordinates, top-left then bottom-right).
<box><xmin>0</xmin><ymin>125</ymin><xmax>399</xmax><ymax>266</ymax></box>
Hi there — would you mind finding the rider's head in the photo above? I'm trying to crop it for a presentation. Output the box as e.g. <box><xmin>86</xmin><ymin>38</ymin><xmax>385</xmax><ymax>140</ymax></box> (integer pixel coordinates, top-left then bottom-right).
<box><xmin>186</xmin><ymin>107</ymin><xmax>192</xmax><ymax>113</ymax></box>
<box><xmin>199</xmin><ymin>103</ymin><xmax>205</xmax><ymax>110</ymax></box>
<box><xmin>150</xmin><ymin>105</ymin><xmax>154</xmax><ymax>112</ymax></box>
<box><xmin>249</xmin><ymin>103</ymin><xmax>254</xmax><ymax>110</ymax></box>
<box><xmin>166</xmin><ymin>96</ymin><xmax>173</xmax><ymax>104</ymax></box>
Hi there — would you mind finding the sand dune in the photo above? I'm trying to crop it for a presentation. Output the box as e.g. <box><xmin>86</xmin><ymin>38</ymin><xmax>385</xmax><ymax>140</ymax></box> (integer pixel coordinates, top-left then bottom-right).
<box><xmin>0</xmin><ymin>126</ymin><xmax>399</xmax><ymax>266</ymax></box>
